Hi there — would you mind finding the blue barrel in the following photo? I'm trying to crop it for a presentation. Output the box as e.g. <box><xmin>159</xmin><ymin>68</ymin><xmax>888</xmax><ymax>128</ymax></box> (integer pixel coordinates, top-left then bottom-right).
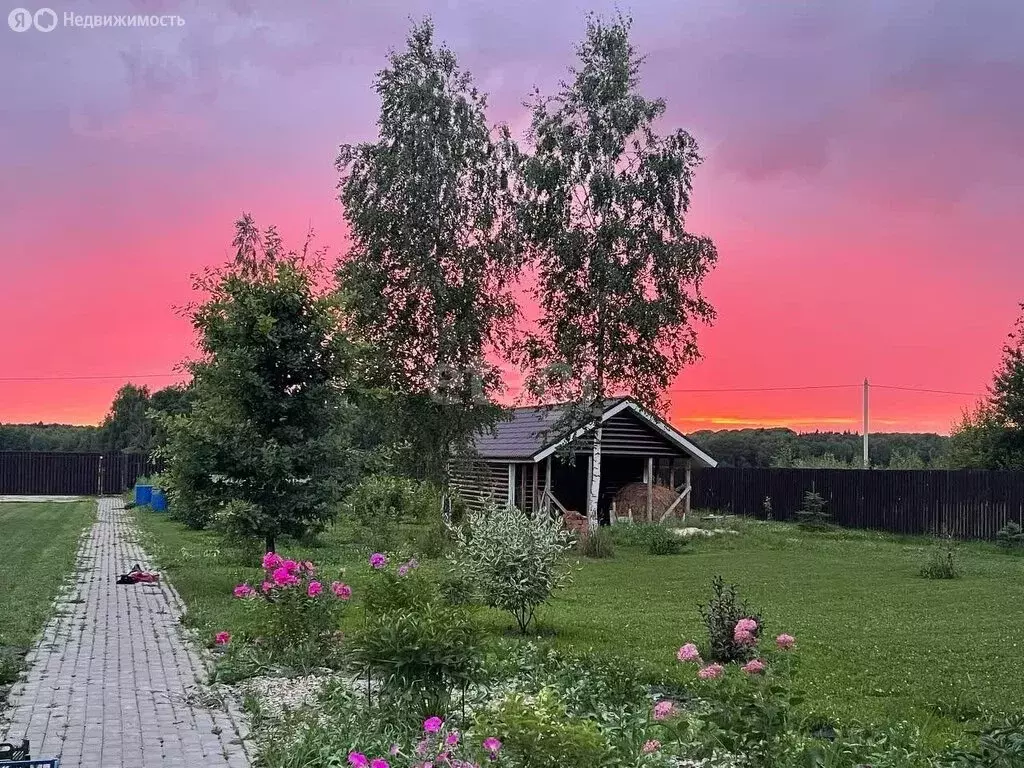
<box><xmin>151</xmin><ymin>488</ymin><xmax>168</xmax><ymax>512</ymax></box>
<box><xmin>135</xmin><ymin>484</ymin><xmax>153</xmax><ymax>506</ymax></box>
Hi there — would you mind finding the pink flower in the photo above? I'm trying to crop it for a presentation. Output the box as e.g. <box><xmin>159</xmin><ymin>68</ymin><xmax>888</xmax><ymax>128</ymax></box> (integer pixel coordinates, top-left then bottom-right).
<box><xmin>261</xmin><ymin>581</ymin><xmax>273</xmax><ymax>593</ymax></box>
<box><xmin>482</xmin><ymin>737</ymin><xmax>502</xmax><ymax>754</ymax></box>
<box><xmin>370</xmin><ymin>552</ymin><xmax>388</xmax><ymax>569</ymax></box>
<box><xmin>370</xmin><ymin>760</ymin><xmax>389</xmax><ymax>768</ymax></box>
<box><xmin>303</xmin><ymin>560</ymin><xmax>316</xmax><ymax>573</ymax></box>
<box><xmin>698</xmin><ymin>663</ymin><xmax>725</xmax><ymax>680</ymax></box>
<box><xmin>347</xmin><ymin>754</ymin><xmax>368</xmax><ymax>768</ymax></box>
<box><xmin>641</xmin><ymin>739</ymin><xmax>661</xmax><ymax>754</ymax></box>
<box><xmin>676</xmin><ymin>643</ymin><xmax>701</xmax><ymax>663</ymax></box>
<box><xmin>652</xmin><ymin>700</ymin><xmax>674</xmax><ymax>720</ymax></box>
<box><xmin>233</xmin><ymin>583</ymin><xmax>254</xmax><ymax>599</ymax></box>
<box><xmin>214</xmin><ymin>631</ymin><xmax>231</xmax><ymax>646</ymax></box>
<box><xmin>776</xmin><ymin>633</ymin><xmax>796</xmax><ymax>650</ymax></box>
<box><xmin>742</xmin><ymin>659</ymin><xmax>766</xmax><ymax>675</ymax></box>
<box><xmin>734</xmin><ymin>628</ymin><xmax>757</xmax><ymax>646</ymax></box>
<box><xmin>282</xmin><ymin>559</ymin><xmax>300</xmax><ymax>574</ymax></box>
<box><xmin>415</xmin><ymin>740</ymin><xmax>429</xmax><ymax>756</ymax></box>
<box><xmin>423</xmin><ymin>716</ymin><xmax>443</xmax><ymax>733</ymax></box>
<box><xmin>331</xmin><ymin>581</ymin><xmax>352</xmax><ymax>600</ymax></box>
<box><xmin>445</xmin><ymin>731</ymin><xmax>460</xmax><ymax>746</ymax></box>
<box><xmin>272</xmin><ymin>566</ymin><xmax>299</xmax><ymax>587</ymax></box>
<box><xmin>735</xmin><ymin>617</ymin><xmax>758</xmax><ymax>633</ymax></box>
<box><xmin>398</xmin><ymin>564</ymin><xmax>410</xmax><ymax>577</ymax></box>
<box><xmin>307</xmin><ymin>581</ymin><xmax>323</xmax><ymax>597</ymax></box>
<box><xmin>262</xmin><ymin>552</ymin><xmax>282</xmax><ymax>570</ymax></box>
<box><xmin>389</xmin><ymin>744</ymin><xmax>400</xmax><ymax>756</ymax></box>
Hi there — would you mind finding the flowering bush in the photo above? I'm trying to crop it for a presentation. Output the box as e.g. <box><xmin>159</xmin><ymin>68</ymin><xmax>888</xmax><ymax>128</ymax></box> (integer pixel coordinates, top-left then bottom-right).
<box><xmin>698</xmin><ymin>575</ymin><xmax>764</xmax><ymax>663</ymax></box>
<box><xmin>447</xmin><ymin>505</ymin><xmax>575</xmax><ymax>633</ymax></box>
<box><xmin>349</xmin><ymin>716</ymin><xmax>507</xmax><ymax>768</ymax></box>
<box><xmin>232</xmin><ymin>552</ymin><xmax>351</xmax><ymax>656</ymax></box>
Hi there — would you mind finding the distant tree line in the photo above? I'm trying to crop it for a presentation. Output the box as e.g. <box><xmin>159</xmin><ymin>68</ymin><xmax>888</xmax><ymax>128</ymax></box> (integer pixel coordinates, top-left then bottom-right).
<box><xmin>689</xmin><ymin>429</ymin><xmax>951</xmax><ymax>469</ymax></box>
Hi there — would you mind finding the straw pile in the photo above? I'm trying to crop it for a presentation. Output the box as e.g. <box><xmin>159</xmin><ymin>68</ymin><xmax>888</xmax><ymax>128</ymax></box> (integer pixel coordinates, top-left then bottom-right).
<box><xmin>612</xmin><ymin>482</ymin><xmax>681</xmax><ymax>522</ymax></box>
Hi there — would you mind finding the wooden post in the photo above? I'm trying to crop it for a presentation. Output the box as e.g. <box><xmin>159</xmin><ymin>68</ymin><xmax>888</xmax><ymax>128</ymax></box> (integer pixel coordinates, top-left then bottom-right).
<box><xmin>669</xmin><ymin>461</ymin><xmax>676</xmax><ymax>491</ymax></box>
<box><xmin>586</xmin><ymin>454</ymin><xmax>593</xmax><ymax>516</ymax></box>
<box><xmin>545</xmin><ymin>457</ymin><xmax>553</xmax><ymax>517</ymax></box>
<box><xmin>646</xmin><ymin>456</ymin><xmax>654</xmax><ymax>522</ymax></box>
<box><xmin>684</xmin><ymin>458</ymin><xmax>692</xmax><ymax>518</ymax></box>
<box><xmin>507</xmin><ymin>464</ymin><xmax>515</xmax><ymax>508</ymax></box>
<box><xmin>531</xmin><ymin>463</ymin><xmax>539</xmax><ymax>515</ymax></box>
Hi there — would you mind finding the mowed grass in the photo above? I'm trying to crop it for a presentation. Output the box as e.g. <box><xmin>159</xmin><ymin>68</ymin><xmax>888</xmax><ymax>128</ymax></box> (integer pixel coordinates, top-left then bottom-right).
<box><xmin>134</xmin><ymin>507</ymin><xmax>1024</xmax><ymax>742</ymax></box>
<box><xmin>0</xmin><ymin>500</ymin><xmax>94</xmax><ymax>654</ymax></box>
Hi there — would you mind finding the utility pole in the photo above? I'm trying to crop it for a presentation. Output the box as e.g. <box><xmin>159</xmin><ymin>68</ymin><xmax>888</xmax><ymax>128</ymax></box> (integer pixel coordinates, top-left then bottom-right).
<box><xmin>862</xmin><ymin>378</ymin><xmax>869</xmax><ymax>469</ymax></box>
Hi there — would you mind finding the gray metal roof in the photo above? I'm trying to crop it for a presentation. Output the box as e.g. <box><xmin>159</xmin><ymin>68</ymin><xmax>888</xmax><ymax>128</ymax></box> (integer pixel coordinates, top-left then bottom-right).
<box><xmin>467</xmin><ymin>397</ymin><xmax>717</xmax><ymax>467</ymax></box>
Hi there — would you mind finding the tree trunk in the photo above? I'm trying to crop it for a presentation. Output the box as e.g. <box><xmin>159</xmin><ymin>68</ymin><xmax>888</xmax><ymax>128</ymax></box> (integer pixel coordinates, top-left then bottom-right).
<box><xmin>265</xmin><ymin>534</ymin><xmax>275</xmax><ymax>554</ymax></box>
<box><xmin>587</xmin><ymin>421</ymin><xmax>602</xmax><ymax>531</ymax></box>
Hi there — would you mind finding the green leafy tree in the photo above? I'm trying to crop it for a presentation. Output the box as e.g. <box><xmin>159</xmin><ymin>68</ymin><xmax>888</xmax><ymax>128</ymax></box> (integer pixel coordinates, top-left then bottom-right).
<box><xmin>147</xmin><ymin>384</ymin><xmax>193</xmax><ymax>449</ymax></box>
<box><xmin>160</xmin><ymin>215</ymin><xmax>356</xmax><ymax>550</ymax></box>
<box><xmin>336</xmin><ymin>19</ymin><xmax>517</xmax><ymax>483</ymax></box>
<box><xmin>949</xmin><ymin>305</ymin><xmax>1024</xmax><ymax>469</ymax></box>
<box><xmin>99</xmin><ymin>383</ymin><xmax>153</xmax><ymax>453</ymax></box>
<box><xmin>514</xmin><ymin>13</ymin><xmax>717</xmax><ymax>527</ymax></box>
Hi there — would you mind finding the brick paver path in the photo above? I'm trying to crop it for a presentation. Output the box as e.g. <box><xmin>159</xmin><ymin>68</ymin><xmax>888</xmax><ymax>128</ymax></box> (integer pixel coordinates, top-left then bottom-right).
<box><xmin>2</xmin><ymin>498</ymin><xmax>250</xmax><ymax>767</ymax></box>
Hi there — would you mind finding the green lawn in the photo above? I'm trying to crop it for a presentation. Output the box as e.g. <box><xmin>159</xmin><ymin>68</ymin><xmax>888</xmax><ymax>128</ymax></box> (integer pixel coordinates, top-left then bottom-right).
<box><xmin>1</xmin><ymin>500</ymin><xmax>95</xmax><ymax>680</ymax></box>
<box><xmin>134</xmin><ymin>508</ymin><xmax>1024</xmax><ymax>742</ymax></box>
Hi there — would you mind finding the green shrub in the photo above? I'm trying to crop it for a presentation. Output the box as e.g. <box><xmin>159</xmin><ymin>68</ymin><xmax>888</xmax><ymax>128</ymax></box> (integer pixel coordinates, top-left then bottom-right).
<box><xmin>414</xmin><ymin>524</ymin><xmax>449</xmax><ymax>559</ymax></box>
<box><xmin>995</xmin><ymin>521</ymin><xmax>1024</xmax><ymax>550</ymax></box>
<box><xmin>473</xmin><ymin>687</ymin><xmax>609</xmax><ymax>768</ymax></box>
<box><xmin>940</xmin><ymin>713</ymin><xmax>1024</xmax><ymax>767</ymax></box>
<box><xmin>647</xmin><ymin>525</ymin><xmax>684</xmax><ymax>555</ymax></box>
<box><xmin>795</xmin><ymin>490</ymin><xmax>831</xmax><ymax>529</ymax></box>
<box><xmin>447</xmin><ymin>505</ymin><xmax>575</xmax><ymax>633</ymax></box>
<box><xmin>698</xmin><ymin>575</ymin><xmax>763</xmax><ymax>663</ymax></box>
<box><xmin>342</xmin><ymin>474</ymin><xmax>442</xmax><ymax>552</ymax></box>
<box><xmin>920</xmin><ymin>536</ymin><xmax>961</xmax><ymax>580</ymax></box>
<box><xmin>362</xmin><ymin>557</ymin><xmax>436</xmax><ymax>616</ymax></box>
<box><xmin>579</xmin><ymin>527</ymin><xmax>615</xmax><ymax>558</ymax></box>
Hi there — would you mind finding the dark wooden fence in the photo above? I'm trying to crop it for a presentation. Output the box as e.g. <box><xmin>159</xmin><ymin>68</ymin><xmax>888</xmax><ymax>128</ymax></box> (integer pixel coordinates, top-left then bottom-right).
<box><xmin>692</xmin><ymin>467</ymin><xmax>1024</xmax><ymax>539</ymax></box>
<box><xmin>0</xmin><ymin>452</ymin><xmax>157</xmax><ymax>496</ymax></box>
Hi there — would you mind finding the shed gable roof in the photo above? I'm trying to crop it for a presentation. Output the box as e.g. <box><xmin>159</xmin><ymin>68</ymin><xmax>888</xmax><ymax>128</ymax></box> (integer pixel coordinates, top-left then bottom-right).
<box><xmin>468</xmin><ymin>397</ymin><xmax>717</xmax><ymax>467</ymax></box>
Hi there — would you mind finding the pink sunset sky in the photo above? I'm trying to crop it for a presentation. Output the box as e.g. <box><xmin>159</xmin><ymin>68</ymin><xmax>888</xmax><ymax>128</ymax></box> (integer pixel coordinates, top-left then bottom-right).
<box><xmin>1</xmin><ymin>0</ymin><xmax>1022</xmax><ymax>434</ymax></box>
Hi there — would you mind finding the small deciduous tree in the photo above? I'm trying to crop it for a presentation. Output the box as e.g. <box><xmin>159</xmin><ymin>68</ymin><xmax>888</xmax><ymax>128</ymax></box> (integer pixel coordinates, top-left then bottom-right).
<box><xmin>447</xmin><ymin>505</ymin><xmax>575</xmax><ymax>633</ymax></box>
<box><xmin>159</xmin><ymin>215</ymin><xmax>356</xmax><ymax>551</ymax></box>
<box><xmin>514</xmin><ymin>13</ymin><xmax>718</xmax><ymax>528</ymax></box>
<box><xmin>100</xmin><ymin>383</ymin><xmax>153</xmax><ymax>453</ymax></box>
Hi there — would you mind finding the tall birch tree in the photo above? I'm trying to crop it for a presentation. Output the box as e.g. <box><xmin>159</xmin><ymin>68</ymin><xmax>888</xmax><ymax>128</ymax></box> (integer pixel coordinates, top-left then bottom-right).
<box><xmin>337</xmin><ymin>19</ymin><xmax>518</xmax><ymax>483</ymax></box>
<box><xmin>516</xmin><ymin>13</ymin><xmax>718</xmax><ymax>528</ymax></box>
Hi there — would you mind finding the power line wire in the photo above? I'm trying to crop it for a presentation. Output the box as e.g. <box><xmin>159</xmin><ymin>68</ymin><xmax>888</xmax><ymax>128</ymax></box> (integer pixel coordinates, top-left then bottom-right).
<box><xmin>873</xmin><ymin>384</ymin><xmax>985</xmax><ymax>397</ymax></box>
<box><xmin>0</xmin><ymin>373</ymin><xmax>184</xmax><ymax>382</ymax></box>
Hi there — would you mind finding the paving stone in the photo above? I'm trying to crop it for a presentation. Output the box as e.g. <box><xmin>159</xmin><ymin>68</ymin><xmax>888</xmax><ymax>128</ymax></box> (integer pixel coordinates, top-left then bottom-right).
<box><xmin>1</xmin><ymin>498</ymin><xmax>251</xmax><ymax>767</ymax></box>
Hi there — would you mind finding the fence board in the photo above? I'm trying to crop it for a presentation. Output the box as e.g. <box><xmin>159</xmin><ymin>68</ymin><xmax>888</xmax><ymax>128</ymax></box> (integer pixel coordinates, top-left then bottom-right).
<box><xmin>692</xmin><ymin>467</ymin><xmax>1024</xmax><ymax>539</ymax></box>
<box><xmin>0</xmin><ymin>452</ymin><xmax>157</xmax><ymax>496</ymax></box>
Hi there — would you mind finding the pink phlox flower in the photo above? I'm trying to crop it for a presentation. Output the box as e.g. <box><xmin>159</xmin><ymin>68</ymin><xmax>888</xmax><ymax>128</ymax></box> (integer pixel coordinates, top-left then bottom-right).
<box><xmin>734</xmin><ymin>628</ymin><xmax>757</xmax><ymax>646</ymax></box>
<box><xmin>776</xmin><ymin>633</ymin><xmax>796</xmax><ymax>650</ymax></box>
<box><xmin>423</xmin><ymin>716</ymin><xmax>443</xmax><ymax>733</ymax></box>
<box><xmin>307</xmin><ymin>580</ymin><xmax>323</xmax><ymax>597</ymax></box>
<box><xmin>641</xmin><ymin>739</ymin><xmax>661</xmax><ymax>754</ymax></box>
<box><xmin>652</xmin><ymin>700</ymin><xmax>674</xmax><ymax>720</ymax></box>
<box><xmin>262</xmin><ymin>552</ymin><xmax>282</xmax><ymax>570</ymax></box>
<box><xmin>370</xmin><ymin>760</ymin><xmax>389</xmax><ymax>768</ymax></box>
<box><xmin>272</xmin><ymin>566</ymin><xmax>299</xmax><ymax>587</ymax></box>
<box><xmin>347</xmin><ymin>754</ymin><xmax>368</xmax><ymax>768</ymax></box>
<box><xmin>281</xmin><ymin>559</ymin><xmax>300</xmax><ymax>574</ymax></box>
<box><xmin>676</xmin><ymin>643</ymin><xmax>701</xmax><ymax>663</ymax></box>
<box><xmin>370</xmin><ymin>552</ymin><xmax>388</xmax><ymax>569</ymax></box>
<box><xmin>233</xmin><ymin>583</ymin><xmax>254</xmax><ymax>599</ymax></box>
<box><xmin>445</xmin><ymin>731</ymin><xmax>460</xmax><ymax>746</ymax></box>
<box><xmin>482</xmin><ymin>737</ymin><xmax>502</xmax><ymax>754</ymax></box>
<box><xmin>735</xmin><ymin>617</ymin><xmax>758</xmax><ymax>633</ymax></box>
<box><xmin>214</xmin><ymin>631</ymin><xmax>231</xmax><ymax>646</ymax></box>
<box><xmin>331</xmin><ymin>581</ymin><xmax>352</xmax><ymax>600</ymax></box>
<box><xmin>742</xmin><ymin>658</ymin><xmax>767</xmax><ymax>675</ymax></box>
<box><xmin>698</xmin><ymin>663</ymin><xmax>725</xmax><ymax>680</ymax></box>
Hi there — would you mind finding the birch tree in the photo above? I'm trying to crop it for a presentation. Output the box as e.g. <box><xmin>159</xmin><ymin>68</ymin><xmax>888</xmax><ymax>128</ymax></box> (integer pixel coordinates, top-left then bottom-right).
<box><xmin>337</xmin><ymin>19</ymin><xmax>518</xmax><ymax>483</ymax></box>
<box><xmin>515</xmin><ymin>13</ymin><xmax>718</xmax><ymax>528</ymax></box>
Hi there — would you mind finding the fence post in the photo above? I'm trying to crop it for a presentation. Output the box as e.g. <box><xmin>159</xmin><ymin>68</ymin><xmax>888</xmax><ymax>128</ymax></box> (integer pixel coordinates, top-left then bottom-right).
<box><xmin>97</xmin><ymin>455</ymin><xmax>105</xmax><ymax>497</ymax></box>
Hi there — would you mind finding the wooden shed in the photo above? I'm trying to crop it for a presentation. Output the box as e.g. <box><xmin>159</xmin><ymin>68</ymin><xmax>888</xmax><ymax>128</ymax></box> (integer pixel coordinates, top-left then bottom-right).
<box><xmin>448</xmin><ymin>397</ymin><xmax>717</xmax><ymax>527</ymax></box>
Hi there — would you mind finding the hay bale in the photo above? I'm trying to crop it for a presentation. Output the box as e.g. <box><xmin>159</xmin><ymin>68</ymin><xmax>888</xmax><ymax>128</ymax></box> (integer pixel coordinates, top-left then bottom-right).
<box><xmin>613</xmin><ymin>482</ymin><xmax>680</xmax><ymax>522</ymax></box>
